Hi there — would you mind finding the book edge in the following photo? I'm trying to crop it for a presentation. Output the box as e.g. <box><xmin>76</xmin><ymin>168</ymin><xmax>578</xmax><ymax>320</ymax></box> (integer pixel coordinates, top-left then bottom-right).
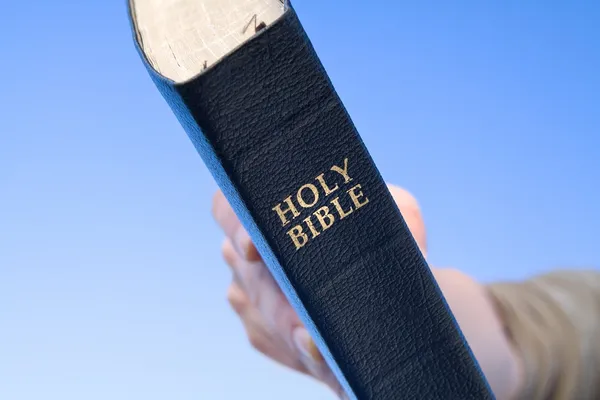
<box><xmin>126</xmin><ymin>0</ymin><xmax>292</xmax><ymax>86</ymax></box>
<box><xmin>126</xmin><ymin>1</ymin><xmax>493</xmax><ymax>397</ymax></box>
<box><xmin>127</xmin><ymin>3</ymin><xmax>361</xmax><ymax>398</ymax></box>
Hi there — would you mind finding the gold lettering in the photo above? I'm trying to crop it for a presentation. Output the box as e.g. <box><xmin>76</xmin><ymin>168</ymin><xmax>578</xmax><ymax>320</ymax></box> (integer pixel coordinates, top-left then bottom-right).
<box><xmin>314</xmin><ymin>206</ymin><xmax>335</xmax><ymax>231</ymax></box>
<box><xmin>347</xmin><ymin>184</ymin><xmax>369</xmax><ymax>209</ymax></box>
<box><xmin>315</xmin><ymin>173</ymin><xmax>339</xmax><ymax>196</ymax></box>
<box><xmin>273</xmin><ymin>157</ymin><xmax>371</xmax><ymax>251</ymax></box>
<box><xmin>330</xmin><ymin>158</ymin><xmax>352</xmax><ymax>184</ymax></box>
<box><xmin>297</xmin><ymin>183</ymin><xmax>319</xmax><ymax>208</ymax></box>
<box><xmin>303</xmin><ymin>216</ymin><xmax>320</xmax><ymax>238</ymax></box>
<box><xmin>287</xmin><ymin>225</ymin><xmax>309</xmax><ymax>250</ymax></box>
<box><xmin>272</xmin><ymin>196</ymin><xmax>300</xmax><ymax>227</ymax></box>
<box><xmin>330</xmin><ymin>196</ymin><xmax>353</xmax><ymax>220</ymax></box>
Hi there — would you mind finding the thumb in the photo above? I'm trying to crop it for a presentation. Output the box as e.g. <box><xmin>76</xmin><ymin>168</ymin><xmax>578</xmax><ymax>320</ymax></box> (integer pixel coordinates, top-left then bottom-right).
<box><xmin>387</xmin><ymin>184</ymin><xmax>427</xmax><ymax>258</ymax></box>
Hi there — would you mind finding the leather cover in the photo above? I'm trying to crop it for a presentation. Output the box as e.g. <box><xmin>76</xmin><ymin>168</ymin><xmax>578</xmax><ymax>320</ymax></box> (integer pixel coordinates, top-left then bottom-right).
<box><xmin>128</xmin><ymin>3</ymin><xmax>494</xmax><ymax>399</ymax></box>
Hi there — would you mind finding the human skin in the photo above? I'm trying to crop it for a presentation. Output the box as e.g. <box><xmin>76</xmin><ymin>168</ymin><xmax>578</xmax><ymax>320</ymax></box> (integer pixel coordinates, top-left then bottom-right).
<box><xmin>212</xmin><ymin>184</ymin><xmax>524</xmax><ymax>399</ymax></box>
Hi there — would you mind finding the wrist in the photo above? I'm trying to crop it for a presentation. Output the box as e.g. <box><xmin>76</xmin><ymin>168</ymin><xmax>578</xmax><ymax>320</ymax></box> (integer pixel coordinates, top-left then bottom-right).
<box><xmin>485</xmin><ymin>287</ymin><xmax>525</xmax><ymax>399</ymax></box>
<box><xmin>434</xmin><ymin>268</ymin><xmax>524</xmax><ymax>400</ymax></box>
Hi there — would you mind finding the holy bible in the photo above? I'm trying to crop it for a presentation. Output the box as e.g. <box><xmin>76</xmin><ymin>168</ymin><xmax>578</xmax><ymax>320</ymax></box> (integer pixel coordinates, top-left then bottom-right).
<box><xmin>127</xmin><ymin>1</ymin><xmax>494</xmax><ymax>399</ymax></box>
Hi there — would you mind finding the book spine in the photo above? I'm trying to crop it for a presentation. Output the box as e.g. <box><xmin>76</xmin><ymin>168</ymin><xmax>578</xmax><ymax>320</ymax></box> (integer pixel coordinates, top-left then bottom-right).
<box><xmin>130</xmin><ymin>4</ymin><xmax>494</xmax><ymax>400</ymax></box>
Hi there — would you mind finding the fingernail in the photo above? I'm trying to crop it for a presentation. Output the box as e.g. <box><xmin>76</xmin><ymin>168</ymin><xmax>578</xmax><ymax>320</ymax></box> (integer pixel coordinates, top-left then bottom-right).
<box><xmin>235</xmin><ymin>228</ymin><xmax>261</xmax><ymax>261</ymax></box>
<box><xmin>293</xmin><ymin>328</ymin><xmax>322</xmax><ymax>362</ymax></box>
<box><xmin>293</xmin><ymin>328</ymin><xmax>314</xmax><ymax>360</ymax></box>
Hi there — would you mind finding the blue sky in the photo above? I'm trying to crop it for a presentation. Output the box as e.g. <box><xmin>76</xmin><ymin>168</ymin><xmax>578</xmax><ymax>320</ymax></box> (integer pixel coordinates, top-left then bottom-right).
<box><xmin>1</xmin><ymin>1</ymin><xmax>598</xmax><ymax>399</ymax></box>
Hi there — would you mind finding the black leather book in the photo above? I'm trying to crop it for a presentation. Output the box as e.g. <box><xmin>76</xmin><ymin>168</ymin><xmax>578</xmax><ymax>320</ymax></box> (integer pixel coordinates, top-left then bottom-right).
<box><xmin>127</xmin><ymin>1</ymin><xmax>494</xmax><ymax>399</ymax></box>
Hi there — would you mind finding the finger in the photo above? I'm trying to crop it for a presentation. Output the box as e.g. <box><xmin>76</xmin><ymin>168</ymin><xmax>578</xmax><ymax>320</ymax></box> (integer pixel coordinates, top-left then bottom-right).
<box><xmin>227</xmin><ymin>281</ymin><xmax>251</xmax><ymax>316</ymax></box>
<box><xmin>222</xmin><ymin>237</ymin><xmax>270</xmax><ymax>300</ymax></box>
<box><xmin>212</xmin><ymin>190</ymin><xmax>261</xmax><ymax>261</ymax></box>
<box><xmin>227</xmin><ymin>281</ymin><xmax>291</xmax><ymax>338</ymax></box>
<box><xmin>222</xmin><ymin>239</ymin><xmax>244</xmax><ymax>287</ymax></box>
<box><xmin>221</xmin><ymin>236</ymin><xmax>267</xmax><ymax>303</ymax></box>
<box><xmin>387</xmin><ymin>184</ymin><xmax>427</xmax><ymax>257</ymax></box>
<box><xmin>292</xmin><ymin>327</ymin><xmax>342</xmax><ymax>394</ymax></box>
<box><xmin>223</xmin><ymin>239</ymin><xmax>301</xmax><ymax>354</ymax></box>
<box><xmin>246</xmin><ymin>322</ymin><xmax>309</xmax><ymax>375</ymax></box>
<box><xmin>228</xmin><ymin>283</ymin><xmax>309</xmax><ymax>374</ymax></box>
<box><xmin>239</xmin><ymin>261</ymin><xmax>294</xmax><ymax>342</ymax></box>
<box><xmin>231</xmin><ymin>291</ymin><xmax>339</xmax><ymax>393</ymax></box>
<box><xmin>226</xmin><ymin>251</ymin><xmax>338</xmax><ymax>390</ymax></box>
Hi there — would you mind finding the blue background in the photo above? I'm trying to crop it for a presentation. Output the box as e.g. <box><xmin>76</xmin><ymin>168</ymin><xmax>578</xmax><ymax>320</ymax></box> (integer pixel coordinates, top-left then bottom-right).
<box><xmin>1</xmin><ymin>1</ymin><xmax>598</xmax><ymax>399</ymax></box>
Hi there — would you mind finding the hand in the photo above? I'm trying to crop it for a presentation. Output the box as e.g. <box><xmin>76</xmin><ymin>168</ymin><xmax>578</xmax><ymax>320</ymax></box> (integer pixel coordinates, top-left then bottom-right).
<box><xmin>212</xmin><ymin>184</ymin><xmax>522</xmax><ymax>399</ymax></box>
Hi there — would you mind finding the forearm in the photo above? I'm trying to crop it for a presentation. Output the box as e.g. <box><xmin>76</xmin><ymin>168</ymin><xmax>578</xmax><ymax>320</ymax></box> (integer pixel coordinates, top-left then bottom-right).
<box><xmin>433</xmin><ymin>268</ymin><xmax>524</xmax><ymax>399</ymax></box>
<box><xmin>487</xmin><ymin>269</ymin><xmax>600</xmax><ymax>400</ymax></box>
